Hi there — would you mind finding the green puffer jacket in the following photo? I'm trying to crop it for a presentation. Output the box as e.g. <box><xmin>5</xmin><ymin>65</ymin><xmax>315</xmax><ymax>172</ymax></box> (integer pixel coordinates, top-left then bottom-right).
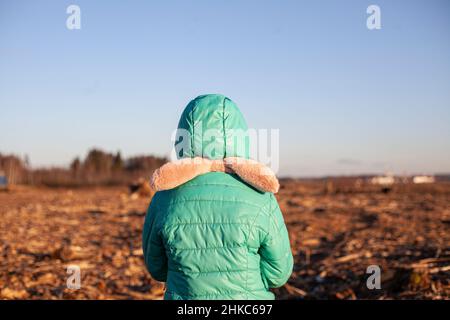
<box><xmin>142</xmin><ymin>94</ymin><xmax>293</xmax><ymax>300</ymax></box>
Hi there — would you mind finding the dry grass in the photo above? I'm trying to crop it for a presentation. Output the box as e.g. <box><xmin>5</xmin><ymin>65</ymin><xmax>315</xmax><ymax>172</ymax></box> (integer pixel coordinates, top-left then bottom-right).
<box><xmin>0</xmin><ymin>181</ymin><xmax>449</xmax><ymax>299</ymax></box>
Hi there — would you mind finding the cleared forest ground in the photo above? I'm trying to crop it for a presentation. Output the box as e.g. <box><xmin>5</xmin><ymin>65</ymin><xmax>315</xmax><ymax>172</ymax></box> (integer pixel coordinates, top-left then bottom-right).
<box><xmin>1</xmin><ymin>181</ymin><xmax>449</xmax><ymax>299</ymax></box>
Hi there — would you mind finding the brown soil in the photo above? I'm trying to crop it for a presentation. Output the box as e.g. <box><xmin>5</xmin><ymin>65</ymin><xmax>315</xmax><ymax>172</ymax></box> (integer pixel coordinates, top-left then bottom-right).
<box><xmin>0</xmin><ymin>181</ymin><xmax>449</xmax><ymax>299</ymax></box>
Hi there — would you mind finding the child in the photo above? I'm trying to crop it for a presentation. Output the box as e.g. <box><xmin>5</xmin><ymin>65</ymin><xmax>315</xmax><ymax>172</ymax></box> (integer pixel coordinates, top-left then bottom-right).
<box><xmin>142</xmin><ymin>94</ymin><xmax>293</xmax><ymax>299</ymax></box>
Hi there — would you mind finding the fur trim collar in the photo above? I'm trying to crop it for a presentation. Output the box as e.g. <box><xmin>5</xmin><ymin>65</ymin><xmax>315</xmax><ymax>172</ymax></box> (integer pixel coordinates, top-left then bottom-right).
<box><xmin>151</xmin><ymin>157</ymin><xmax>279</xmax><ymax>193</ymax></box>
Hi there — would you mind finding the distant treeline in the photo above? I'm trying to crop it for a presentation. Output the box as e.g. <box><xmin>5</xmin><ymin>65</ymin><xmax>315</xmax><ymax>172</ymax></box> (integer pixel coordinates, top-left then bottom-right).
<box><xmin>0</xmin><ymin>149</ymin><xmax>167</xmax><ymax>187</ymax></box>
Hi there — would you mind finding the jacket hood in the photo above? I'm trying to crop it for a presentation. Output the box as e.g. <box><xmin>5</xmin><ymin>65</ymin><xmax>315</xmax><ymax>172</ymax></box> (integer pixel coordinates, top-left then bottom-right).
<box><xmin>151</xmin><ymin>157</ymin><xmax>279</xmax><ymax>193</ymax></box>
<box><xmin>175</xmin><ymin>94</ymin><xmax>250</xmax><ymax>160</ymax></box>
<box><xmin>157</xmin><ymin>95</ymin><xmax>279</xmax><ymax>193</ymax></box>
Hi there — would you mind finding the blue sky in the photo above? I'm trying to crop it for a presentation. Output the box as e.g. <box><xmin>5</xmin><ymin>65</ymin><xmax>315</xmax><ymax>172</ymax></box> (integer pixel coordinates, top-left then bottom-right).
<box><xmin>0</xmin><ymin>0</ymin><xmax>449</xmax><ymax>176</ymax></box>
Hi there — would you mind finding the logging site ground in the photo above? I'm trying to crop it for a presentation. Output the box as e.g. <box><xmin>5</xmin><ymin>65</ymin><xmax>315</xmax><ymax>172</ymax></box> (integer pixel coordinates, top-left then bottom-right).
<box><xmin>0</xmin><ymin>180</ymin><xmax>449</xmax><ymax>300</ymax></box>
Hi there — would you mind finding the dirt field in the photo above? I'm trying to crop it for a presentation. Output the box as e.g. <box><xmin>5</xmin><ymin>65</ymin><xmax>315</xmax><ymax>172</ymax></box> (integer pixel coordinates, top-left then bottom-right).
<box><xmin>1</xmin><ymin>180</ymin><xmax>449</xmax><ymax>299</ymax></box>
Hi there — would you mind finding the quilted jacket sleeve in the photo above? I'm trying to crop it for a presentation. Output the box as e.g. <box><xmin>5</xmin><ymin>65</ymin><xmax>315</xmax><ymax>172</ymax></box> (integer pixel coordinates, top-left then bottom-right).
<box><xmin>259</xmin><ymin>195</ymin><xmax>293</xmax><ymax>288</ymax></box>
<box><xmin>142</xmin><ymin>198</ymin><xmax>168</xmax><ymax>282</ymax></box>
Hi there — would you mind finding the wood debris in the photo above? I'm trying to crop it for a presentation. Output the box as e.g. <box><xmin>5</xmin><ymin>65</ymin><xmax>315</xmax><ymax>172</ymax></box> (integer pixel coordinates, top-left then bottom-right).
<box><xmin>1</xmin><ymin>180</ymin><xmax>449</xmax><ymax>299</ymax></box>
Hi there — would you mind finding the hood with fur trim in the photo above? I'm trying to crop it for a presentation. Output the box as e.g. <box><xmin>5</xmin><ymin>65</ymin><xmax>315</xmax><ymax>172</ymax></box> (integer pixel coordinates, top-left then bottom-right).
<box><xmin>154</xmin><ymin>94</ymin><xmax>279</xmax><ymax>194</ymax></box>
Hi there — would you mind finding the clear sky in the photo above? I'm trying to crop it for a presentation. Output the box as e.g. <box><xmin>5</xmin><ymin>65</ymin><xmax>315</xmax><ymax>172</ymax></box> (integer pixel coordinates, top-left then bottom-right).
<box><xmin>1</xmin><ymin>0</ymin><xmax>449</xmax><ymax>177</ymax></box>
